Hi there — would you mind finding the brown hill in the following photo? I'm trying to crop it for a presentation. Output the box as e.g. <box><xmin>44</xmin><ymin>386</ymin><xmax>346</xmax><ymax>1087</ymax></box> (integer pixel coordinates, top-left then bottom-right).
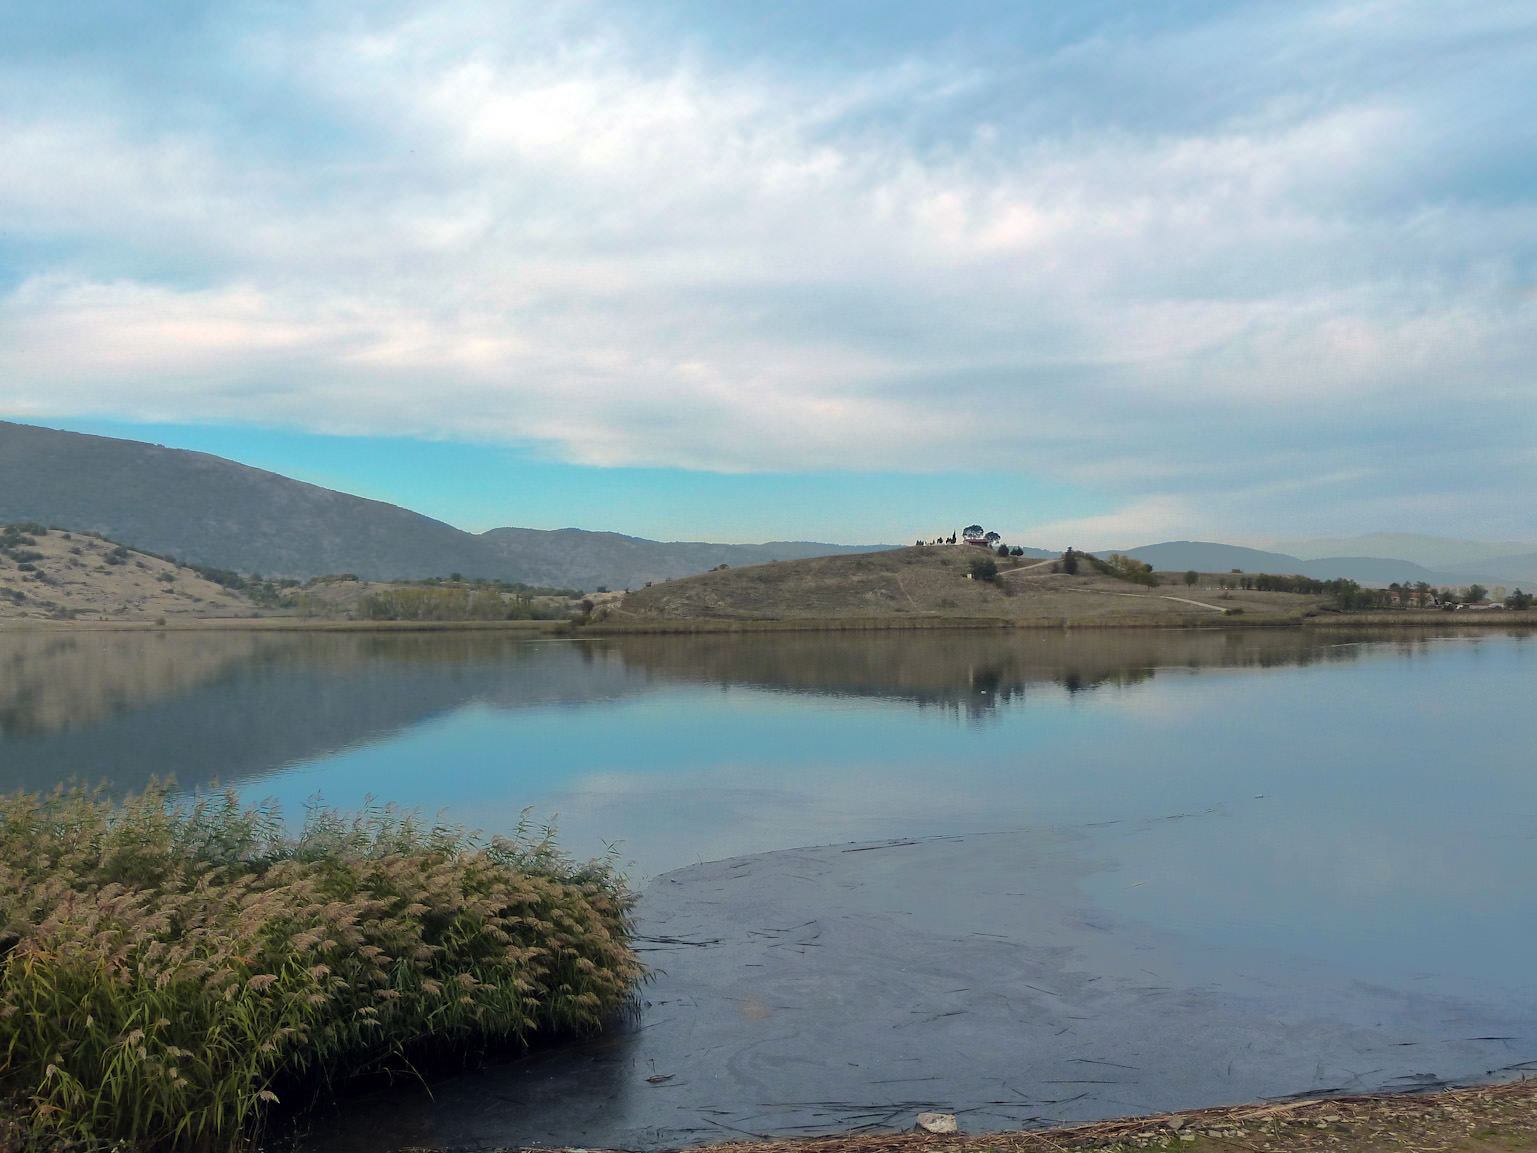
<box><xmin>593</xmin><ymin>545</ymin><xmax>1327</xmax><ymax>626</ymax></box>
<box><xmin>0</xmin><ymin>524</ymin><xmax>259</xmax><ymax>622</ymax></box>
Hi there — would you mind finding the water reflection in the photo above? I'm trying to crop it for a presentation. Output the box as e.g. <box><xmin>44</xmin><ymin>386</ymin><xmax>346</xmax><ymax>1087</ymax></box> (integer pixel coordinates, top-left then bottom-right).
<box><xmin>601</xmin><ymin>629</ymin><xmax>1392</xmax><ymax>717</ymax></box>
<box><xmin>0</xmin><ymin>627</ymin><xmax>1522</xmax><ymax>798</ymax></box>
<box><xmin>3</xmin><ymin>625</ymin><xmax>1535</xmax><ymax>1146</ymax></box>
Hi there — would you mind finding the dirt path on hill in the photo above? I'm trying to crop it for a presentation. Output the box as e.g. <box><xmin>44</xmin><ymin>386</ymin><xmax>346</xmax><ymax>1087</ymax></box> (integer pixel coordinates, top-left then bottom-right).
<box><xmin>1061</xmin><ymin>586</ymin><xmax>1229</xmax><ymax>613</ymax></box>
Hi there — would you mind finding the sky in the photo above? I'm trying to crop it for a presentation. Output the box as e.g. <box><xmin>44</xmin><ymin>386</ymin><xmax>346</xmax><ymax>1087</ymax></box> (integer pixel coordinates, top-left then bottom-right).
<box><xmin>2</xmin><ymin>0</ymin><xmax>1534</xmax><ymax>547</ymax></box>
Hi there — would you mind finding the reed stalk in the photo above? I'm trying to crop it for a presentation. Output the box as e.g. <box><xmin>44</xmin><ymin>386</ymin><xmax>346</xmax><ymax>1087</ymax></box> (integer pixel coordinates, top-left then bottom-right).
<box><xmin>0</xmin><ymin>784</ymin><xmax>641</xmax><ymax>1151</ymax></box>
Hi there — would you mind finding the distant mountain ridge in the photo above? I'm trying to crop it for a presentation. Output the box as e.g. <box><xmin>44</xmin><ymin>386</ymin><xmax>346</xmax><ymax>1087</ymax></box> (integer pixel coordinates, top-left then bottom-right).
<box><xmin>1269</xmin><ymin>533</ymin><xmax>1537</xmax><ymax>569</ymax></box>
<box><xmin>0</xmin><ymin>421</ymin><xmax>891</xmax><ymax>590</ymax></box>
<box><xmin>1114</xmin><ymin>540</ymin><xmax>1534</xmax><ymax>590</ymax></box>
<box><xmin>5</xmin><ymin>420</ymin><xmax>1531</xmax><ymax>593</ymax></box>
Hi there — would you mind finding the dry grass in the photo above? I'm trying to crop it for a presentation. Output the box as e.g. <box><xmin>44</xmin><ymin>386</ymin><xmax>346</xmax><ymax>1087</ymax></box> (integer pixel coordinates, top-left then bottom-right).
<box><xmin>593</xmin><ymin>547</ymin><xmax>1327</xmax><ymax>629</ymax></box>
<box><xmin>0</xmin><ymin>524</ymin><xmax>580</xmax><ymax>627</ymax></box>
<box><xmin>0</xmin><ymin>785</ymin><xmax>641</xmax><ymax>1151</ymax></box>
<box><xmin>0</xmin><ymin>525</ymin><xmax>256</xmax><ymax>622</ymax></box>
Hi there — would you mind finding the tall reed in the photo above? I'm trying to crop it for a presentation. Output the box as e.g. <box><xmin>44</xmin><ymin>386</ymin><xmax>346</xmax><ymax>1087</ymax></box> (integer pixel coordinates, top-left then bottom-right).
<box><xmin>0</xmin><ymin>785</ymin><xmax>641</xmax><ymax>1151</ymax></box>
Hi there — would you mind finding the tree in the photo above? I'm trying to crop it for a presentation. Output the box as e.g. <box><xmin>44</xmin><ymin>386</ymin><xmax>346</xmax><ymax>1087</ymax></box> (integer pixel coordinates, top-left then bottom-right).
<box><xmin>1061</xmin><ymin>549</ymin><xmax>1079</xmax><ymax>575</ymax></box>
<box><xmin>996</xmin><ymin>544</ymin><xmax>1010</xmax><ymax>557</ymax></box>
<box><xmin>984</xmin><ymin>531</ymin><xmax>1001</xmax><ymax>546</ymax></box>
<box><xmin>963</xmin><ymin>524</ymin><xmax>984</xmax><ymax>540</ymax></box>
<box><xmin>969</xmin><ymin>555</ymin><xmax>998</xmax><ymax>581</ymax></box>
<box><xmin>1010</xmin><ymin>546</ymin><xmax>1023</xmax><ymax>557</ymax></box>
<box><xmin>1184</xmin><ymin>570</ymin><xmax>1198</xmax><ymax>586</ymax></box>
<box><xmin>1467</xmin><ymin>584</ymin><xmax>1488</xmax><ymax>604</ymax></box>
<box><xmin>1507</xmin><ymin>588</ymin><xmax>1533</xmax><ymax>610</ymax></box>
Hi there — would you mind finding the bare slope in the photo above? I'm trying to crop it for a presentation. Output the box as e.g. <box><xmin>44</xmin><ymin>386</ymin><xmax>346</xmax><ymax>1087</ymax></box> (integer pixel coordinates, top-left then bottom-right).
<box><xmin>0</xmin><ymin>524</ymin><xmax>259</xmax><ymax>621</ymax></box>
<box><xmin>596</xmin><ymin>545</ymin><xmax>1326</xmax><ymax>625</ymax></box>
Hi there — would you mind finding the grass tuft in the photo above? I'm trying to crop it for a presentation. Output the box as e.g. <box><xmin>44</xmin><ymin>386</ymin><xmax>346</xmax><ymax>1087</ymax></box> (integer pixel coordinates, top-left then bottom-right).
<box><xmin>0</xmin><ymin>784</ymin><xmax>641</xmax><ymax>1151</ymax></box>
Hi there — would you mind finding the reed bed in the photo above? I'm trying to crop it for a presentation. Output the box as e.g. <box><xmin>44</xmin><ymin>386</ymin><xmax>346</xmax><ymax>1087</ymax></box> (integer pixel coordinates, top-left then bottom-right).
<box><xmin>0</xmin><ymin>785</ymin><xmax>642</xmax><ymax>1151</ymax></box>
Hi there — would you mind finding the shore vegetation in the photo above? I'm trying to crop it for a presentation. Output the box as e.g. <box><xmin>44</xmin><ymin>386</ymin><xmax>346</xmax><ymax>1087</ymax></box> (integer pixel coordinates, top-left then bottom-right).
<box><xmin>0</xmin><ymin>784</ymin><xmax>641</xmax><ymax>1151</ymax></box>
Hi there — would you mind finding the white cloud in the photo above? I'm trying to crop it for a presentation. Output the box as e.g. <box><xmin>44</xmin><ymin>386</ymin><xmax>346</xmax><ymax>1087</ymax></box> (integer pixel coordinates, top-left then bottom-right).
<box><xmin>1</xmin><ymin>0</ymin><xmax>1535</xmax><ymax>532</ymax></box>
<box><xmin>1015</xmin><ymin>496</ymin><xmax>1213</xmax><ymax>553</ymax></box>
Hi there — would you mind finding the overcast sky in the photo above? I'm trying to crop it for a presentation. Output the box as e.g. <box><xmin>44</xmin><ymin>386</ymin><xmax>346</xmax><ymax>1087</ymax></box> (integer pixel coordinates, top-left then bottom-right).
<box><xmin>3</xmin><ymin>1</ymin><xmax>1534</xmax><ymax>546</ymax></box>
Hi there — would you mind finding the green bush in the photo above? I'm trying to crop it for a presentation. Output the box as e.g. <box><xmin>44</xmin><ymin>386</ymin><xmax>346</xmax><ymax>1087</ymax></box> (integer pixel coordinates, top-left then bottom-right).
<box><xmin>968</xmin><ymin>556</ymin><xmax>998</xmax><ymax>581</ymax></box>
<box><xmin>1092</xmin><ymin>553</ymin><xmax>1160</xmax><ymax>587</ymax></box>
<box><xmin>0</xmin><ymin>786</ymin><xmax>641</xmax><ymax>1151</ymax></box>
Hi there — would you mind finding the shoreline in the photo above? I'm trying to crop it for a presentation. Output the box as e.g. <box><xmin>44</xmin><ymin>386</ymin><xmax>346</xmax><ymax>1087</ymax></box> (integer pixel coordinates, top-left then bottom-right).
<box><xmin>0</xmin><ymin>616</ymin><xmax>564</xmax><ymax>633</ymax></box>
<box><xmin>667</xmin><ymin>1078</ymin><xmax>1537</xmax><ymax>1153</ymax></box>
<box><xmin>1</xmin><ymin>610</ymin><xmax>1532</xmax><ymax>635</ymax></box>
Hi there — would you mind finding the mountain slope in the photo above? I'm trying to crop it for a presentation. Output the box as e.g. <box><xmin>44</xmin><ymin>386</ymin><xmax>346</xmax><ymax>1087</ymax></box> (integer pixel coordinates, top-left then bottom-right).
<box><xmin>1116</xmin><ymin>540</ymin><xmax>1489</xmax><ymax>588</ymax></box>
<box><xmin>0</xmin><ymin>421</ymin><xmax>888</xmax><ymax>588</ymax></box>
<box><xmin>0</xmin><ymin>421</ymin><xmax>491</xmax><ymax>579</ymax></box>
<box><xmin>1270</xmin><ymin>533</ymin><xmax>1537</xmax><ymax>568</ymax></box>
<box><xmin>1436</xmin><ymin>552</ymin><xmax>1537</xmax><ymax>586</ymax></box>
<box><xmin>1117</xmin><ymin>541</ymin><xmax>1306</xmax><ymax>574</ymax></box>
<box><xmin>476</xmin><ymin>527</ymin><xmax>895</xmax><ymax>591</ymax></box>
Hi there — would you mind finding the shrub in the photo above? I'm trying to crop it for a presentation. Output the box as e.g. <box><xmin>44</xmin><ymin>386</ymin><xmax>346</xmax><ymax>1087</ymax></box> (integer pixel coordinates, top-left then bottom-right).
<box><xmin>968</xmin><ymin>556</ymin><xmax>998</xmax><ymax>581</ymax></box>
<box><xmin>1093</xmin><ymin>553</ymin><xmax>1160</xmax><ymax>587</ymax></box>
<box><xmin>0</xmin><ymin>785</ymin><xmax>641</xmax><ymax>1151</ymax></box>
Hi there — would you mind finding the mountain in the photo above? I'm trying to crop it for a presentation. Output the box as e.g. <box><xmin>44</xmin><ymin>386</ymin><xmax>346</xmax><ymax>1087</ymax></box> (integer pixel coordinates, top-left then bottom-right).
<box><xmin>1116</xmin><ymin>541</ymin><xmax>1306</xmax><ymax>574</ymax></box>
<box><xmin>1269</xmin><ymin>533</ymin><xmax>1537</xmax><ymax>569</ymax></box>
<box><xmin>1436</xmin><ymin>552</ymin><xmax>1537</xmax><ymax>588</ymax></box>
<box><xmin>0</xmin><ymin>421</ymin><xmax>890</xmax><ymax>589</ymax></box>
<box><xmin>1292</xmin><ymin>555</ymin><xmax>1444</xmax><ymax>586</ymax></box>
<box><xmin>1115</xmin><ymin>541</ymin><xmax>1464</xmax><ymax>588</ymax></box>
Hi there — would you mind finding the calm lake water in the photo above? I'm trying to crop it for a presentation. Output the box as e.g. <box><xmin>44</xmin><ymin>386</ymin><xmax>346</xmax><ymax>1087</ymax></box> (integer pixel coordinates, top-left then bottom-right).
<box><xmin>2</xmin><ymin>626</ymin><xmax>1534</xmax><ymax>1145</ymax></box>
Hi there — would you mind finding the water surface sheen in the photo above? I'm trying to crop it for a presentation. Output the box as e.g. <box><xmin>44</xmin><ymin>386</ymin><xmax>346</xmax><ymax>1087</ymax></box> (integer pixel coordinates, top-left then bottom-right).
<box><xmin>1</xmin><ymin>627</ymin><xmax>1533</xmax><ymax>1145</ymax></box>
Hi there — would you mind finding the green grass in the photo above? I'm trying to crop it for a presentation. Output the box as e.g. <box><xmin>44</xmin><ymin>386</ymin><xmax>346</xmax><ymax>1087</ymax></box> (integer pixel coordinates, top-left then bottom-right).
<box><xmin>0</xmin><ymin>785</ymin><xmax>642</xmax><ymax>1151</ymax></box>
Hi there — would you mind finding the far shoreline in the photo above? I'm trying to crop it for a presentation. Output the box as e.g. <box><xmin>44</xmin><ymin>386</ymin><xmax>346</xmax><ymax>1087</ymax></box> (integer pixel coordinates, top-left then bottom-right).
<box><xmin>2</xmin><ymin>610</ymin><xmax>1532</xmax><ymax>635</ymax></box>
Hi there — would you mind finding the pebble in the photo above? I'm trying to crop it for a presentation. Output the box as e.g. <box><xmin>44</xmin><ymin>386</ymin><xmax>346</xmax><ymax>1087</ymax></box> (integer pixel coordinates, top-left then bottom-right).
<box><xmin>915</xmin><ymin>1112</ymin><xmax>959</xmax><ymax>1134</ymax></box>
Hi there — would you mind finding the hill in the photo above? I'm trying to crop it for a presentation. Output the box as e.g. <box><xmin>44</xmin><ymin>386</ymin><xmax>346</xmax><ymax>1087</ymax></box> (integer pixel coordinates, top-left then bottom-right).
<box><xmin>0</xmin><ymin>523</ymin><xmax>261</xmax><ymax>622</ymax></box>
<box><xmin>0</xmin><ymin>521</ymin><xmax>586</xmax><ymax>624</ymax></box>
<box><xmin>0</xmin><ymin>421</ymin><xmax>889</xmax><ymax>589</ymax></box>
<box><xmin>594</xmin><ymin>545</ymin><xmax>1331</xmax><ymax>626</ymax></box>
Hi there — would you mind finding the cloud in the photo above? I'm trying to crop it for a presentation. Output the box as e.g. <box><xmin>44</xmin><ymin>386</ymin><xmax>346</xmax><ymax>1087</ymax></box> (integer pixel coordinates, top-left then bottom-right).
<box><xmin>1</xmin><ymin>0</ymin><xmax>1535</xmax><ymax>533</ymax></box>
<box><xmin>1015</xmin><ymin>496</ymin><xmax>1214</xmax><ymax>553</ymax></box>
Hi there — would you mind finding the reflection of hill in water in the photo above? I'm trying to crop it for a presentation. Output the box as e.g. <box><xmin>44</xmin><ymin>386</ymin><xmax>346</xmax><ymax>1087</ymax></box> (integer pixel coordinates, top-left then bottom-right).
<box><xmin>599</xmin><ymin>629</ymin><xmax>1394</xmax><ymax>718</ymax></box>
<box><xmin>0</xmin><ymin>633</ymin><xmax>641</xmax><ymax>795</ymax></box>
<box><xmin>0</xmin><ymin>627</ymin><xmax>1484</xmax><ymax>796</ymax></box>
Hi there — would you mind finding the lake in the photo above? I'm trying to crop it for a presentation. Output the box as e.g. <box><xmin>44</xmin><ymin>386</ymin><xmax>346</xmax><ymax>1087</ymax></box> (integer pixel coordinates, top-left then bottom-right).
<box><xmin>1</xmin><ymin>626</ymin><xmax>1534</xmax><ymax>1147</ymax></box>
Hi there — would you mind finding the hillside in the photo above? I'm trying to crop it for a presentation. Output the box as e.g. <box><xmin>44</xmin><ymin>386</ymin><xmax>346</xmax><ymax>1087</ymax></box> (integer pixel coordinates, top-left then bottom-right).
<box><xmin>0</xmin><ymin>523</ymin><xmax>261</xmax><ymax>622</ymax></box>
<box><xmin>594</xmin><ymin>545</ymin><xmax>1331</xmax><ymax>626</ymax></box>
<box><xmin>0</xmin><ymin>521</ymin><xmax>589</xmax><ymax>625</ymax></box>
<box><xmin>0</xmin><ymin>421</ymin><xmax>889</xmax><ymax>588</ymax></box>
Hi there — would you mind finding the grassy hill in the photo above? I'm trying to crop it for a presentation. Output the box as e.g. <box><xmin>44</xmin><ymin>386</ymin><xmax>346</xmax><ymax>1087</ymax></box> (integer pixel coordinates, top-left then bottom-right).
<box><xmin>593</xmin><ymin>544</ymin><xmax>1331</xmax><ymax>627</ymax></box>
